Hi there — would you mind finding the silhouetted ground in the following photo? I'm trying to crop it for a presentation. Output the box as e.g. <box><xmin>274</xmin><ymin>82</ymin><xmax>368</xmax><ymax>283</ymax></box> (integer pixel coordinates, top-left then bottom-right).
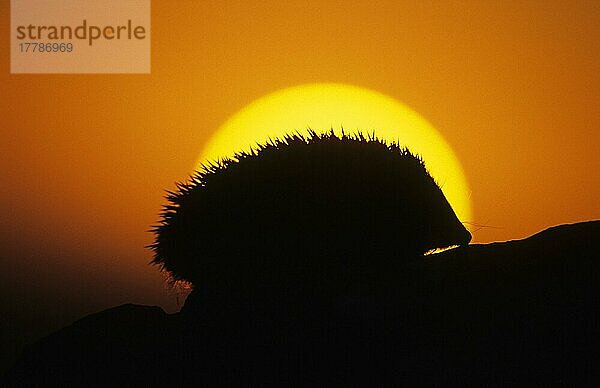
<box><xmin>4</xmin><ymin>221</ymin><xmax>599</xmax><ymax>386</ymax></box>
<box><xmin>4</xmin><ymin>134</ymin><xmax>597</xmax><ymax>385</ymax></box>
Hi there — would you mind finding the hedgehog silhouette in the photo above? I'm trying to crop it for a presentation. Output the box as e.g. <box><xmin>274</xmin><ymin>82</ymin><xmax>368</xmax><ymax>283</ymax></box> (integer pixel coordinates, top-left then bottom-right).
<box><xmin>150</xmin><ymin>131</ymin><xmax>471</xmax><ymax>292</ymax></box>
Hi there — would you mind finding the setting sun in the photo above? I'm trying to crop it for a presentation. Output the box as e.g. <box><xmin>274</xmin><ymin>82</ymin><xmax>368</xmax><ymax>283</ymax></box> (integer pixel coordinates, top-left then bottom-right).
<box><xmin>197</xmin><ymin>83</ymin><xmax>472</xmax><ymax>223</ymax></box>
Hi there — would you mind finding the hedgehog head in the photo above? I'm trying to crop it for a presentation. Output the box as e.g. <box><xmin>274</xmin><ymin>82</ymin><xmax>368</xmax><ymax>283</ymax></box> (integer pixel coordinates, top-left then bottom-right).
<box><xmin>150</xmin><ymin>131</ymin><xmax>471</xmax><ymax>288</ymax></box>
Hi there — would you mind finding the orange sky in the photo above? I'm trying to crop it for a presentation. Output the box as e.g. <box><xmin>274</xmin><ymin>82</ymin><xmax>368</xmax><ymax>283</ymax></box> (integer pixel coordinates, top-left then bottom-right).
<box><xmin>1</xmin><ymin>1</ymin><xmax>599</xmax><ymax>317</ymax></box>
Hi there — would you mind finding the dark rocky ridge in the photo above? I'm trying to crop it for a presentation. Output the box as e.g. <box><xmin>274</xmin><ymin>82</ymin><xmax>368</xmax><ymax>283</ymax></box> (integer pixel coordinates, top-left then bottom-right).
<box><xmin>3</xmin><ymin>221</ymin><xmax>599</xmax><ymax>386</ymax></box>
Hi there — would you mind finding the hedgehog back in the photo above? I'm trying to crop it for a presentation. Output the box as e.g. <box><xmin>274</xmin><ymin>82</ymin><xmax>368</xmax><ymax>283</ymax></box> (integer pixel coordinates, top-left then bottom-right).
<box><xmin>151</xmin><ymin>133</ymin><xmax>471</xmax><ymax>288</ymax></box>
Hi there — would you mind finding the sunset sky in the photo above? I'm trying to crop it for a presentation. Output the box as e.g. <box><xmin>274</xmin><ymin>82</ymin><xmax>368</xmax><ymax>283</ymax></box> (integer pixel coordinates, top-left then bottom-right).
<box><xmin>1</xmin><ymin>0</ymin><xmax>598</xmax><ymax>369</ymax></box>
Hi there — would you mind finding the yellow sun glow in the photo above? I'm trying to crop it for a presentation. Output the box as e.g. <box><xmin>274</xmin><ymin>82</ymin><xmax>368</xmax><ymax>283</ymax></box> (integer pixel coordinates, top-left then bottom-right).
<box><xmin>196</xmin><ymin>83</ymin><xmax>472</xmax><ymax>223</ymax></box>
